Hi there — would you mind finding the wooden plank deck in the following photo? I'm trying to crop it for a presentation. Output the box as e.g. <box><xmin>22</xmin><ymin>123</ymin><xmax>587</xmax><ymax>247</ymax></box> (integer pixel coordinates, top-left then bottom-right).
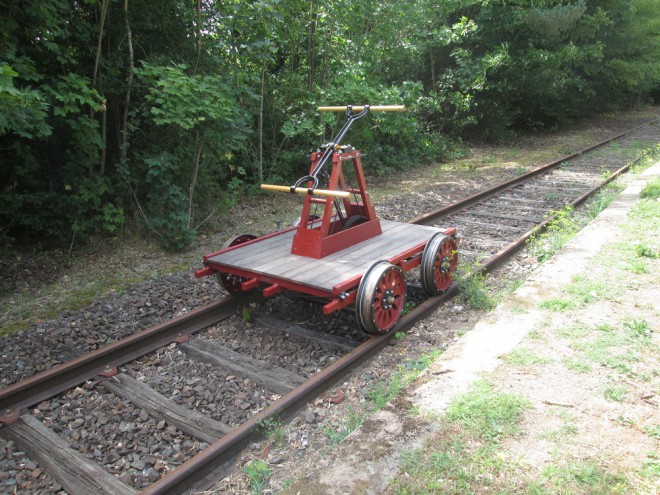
<box><xmin>206</xmin><ymin>220</ymin><xmax>441</xmax><ymax>292</ymax></box>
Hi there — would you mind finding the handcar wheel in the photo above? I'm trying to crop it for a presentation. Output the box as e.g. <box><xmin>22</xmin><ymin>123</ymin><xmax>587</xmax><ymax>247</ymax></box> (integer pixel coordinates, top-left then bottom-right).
<box><xmin>343</xmin><ymin>215</ymin><xmax>367</xmax><ymax>230</ymax></box>
<box><xmin>216</xmin><ymin>234</ymin><xmax>256</xmax><ymax>295</ymax></box>
<box><xmin>292</xmin><ymin>214</ymin><xmax>321</xmax><ymax>227</ymax></box>
<box><xmin>420</xmin><ymin>233</ymin><xmax>458</xmax><ymax>295</ymax></box>
<box><xmin>356</xmin><ymin>260</ymin><xmax>406</xmax><ymax>335</ymax></box>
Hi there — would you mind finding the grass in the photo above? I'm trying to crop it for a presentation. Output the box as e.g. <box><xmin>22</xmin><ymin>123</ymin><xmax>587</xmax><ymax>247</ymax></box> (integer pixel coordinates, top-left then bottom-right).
<box><xmin>389</xmin><ymin>381</ymin><xmax>636</xmax><ymax>495</ymax></box>
<box><xmin>527</xmin><ymin>161</ymin><xmax>654</xmax><ymax>266</ymax></box>
<box><xmin>390</xmin><ymin>382</ymin><xmax>533</xmax><ymax>494</ymax></box>
<box><xmin>0</xmin><ymin>269</ymin><xmax>145</xmax><ymax>336</ymax></box>
<box><xmin>640</xmin><ymin>176</ymin><xmax>660</xmax><ymax>199</ymax></box>
<box><xmin>258</xmin><ymin>417</ymin><xmax>287</xmax><ymax>448</ymax></box>
<box><xmin>527</xmin><ymin>206</ymin><xmax>580</xmax><ymax>263</ymax></box>
<box><xmin>540</xmin><ymin>411</ymin><xmax>579</xmax><ymax>443</ymax></box>
<box><xmin>504</xmin><ymin>348</ymin><xmax>553</xmax><ymax>367</ymax></box>
<box><xmin>323</xmin><ymin>350</ymin><xmax>442</xmax><ymax>445</ymax></box>
<box><xmin>456</xmin><ymin>261</ymin><xmax>497</xmax><ymax>311</ymax></box>
<box><xmin>243</xmin><ymin>460</ymin><xmax>270</xmax><ymax>495</ymax></box>
<box><xmin>323</xmin><ymin>406</ymin><xmax>366</xmax><ymax>445</ymax></box>
<box><xmin>564</xmin><ymin>316</ymin><xmax>654</xmax><ymax>377</ymax></box>
<box><xmin>445</xmin><ymin>381</ymin><xmax>530</xmax><ymax>442</ymax></box>
<box><xmin>603</xmin><ymin>383</ymin><xmax>628</xmax><ymax>402</ymax></box>
<box><xmin>539</xmin><ymin>274</ymin><xmax>617</xmax><ymax>313</ymax></box>
<box><xmin>541</xmin><ymin>462</ymin><xmax>629</xmax><ymax>494</ymax></box>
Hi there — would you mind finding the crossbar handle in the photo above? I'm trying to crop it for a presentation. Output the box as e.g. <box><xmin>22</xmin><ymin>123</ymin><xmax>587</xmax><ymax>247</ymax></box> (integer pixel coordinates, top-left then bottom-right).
<box><xmin>261</xmin><ymin>184</ymin><xmax>350</xmax><ymax>198</ymax></box>
<box><xmin>318</xmin><ymin>105</ymin><xmax>405</xmax><ymax>112</ymax></box>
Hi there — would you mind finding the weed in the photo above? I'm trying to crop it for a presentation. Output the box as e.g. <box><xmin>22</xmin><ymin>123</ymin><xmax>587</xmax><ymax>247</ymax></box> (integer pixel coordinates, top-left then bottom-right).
<box><xmin>457</xmin><ymin>262</ymin><xmax>496</xmax><ymax>310</ymax></box>
<box><xmin>527</xmin><ymin>206</ymin><xmax>579</xmax><ymax>263</ymax></box>
<box><xmin>367</xmin><ymin>351</ymin><xmax>441</xmax><ymax>409</ymax></box>
<box><xmin>402</xmin><ymin>301</ymin><xmax>417</xmax><ymax>316</ymax></box>
<box><xmin>624</xmin><ymin>258</ymin><xmax>649</xmax><ymax>274</ymax></box>
<box><xmin>258</xmin><ymin>417</ymin><xmax>286</xmax><ymax>448</ymax></box>
<box><xmin>445</xmin><ymin>381</ymin><xmax>530</xmax><ymax>442</ymax></box>
<box><xmin>504</xmin><ymin>348</ymin><xmax>553</xmax><ymax>366</ymax></box>
<box><xmin>562</xmin><ymin>357</ymin><xmax>592</xmax><ymax>373</ymax></box>
<box><xmin>541</xmin><ymin>461</ymin><xmax>628</xmax><ymax>494</ymax></box>
<box><xmin>540</xmin><ymin>275</ymin><xmax>613</xmax><ymax>312</ymax></box>
<box><xmin>623</xmin><ymin>317</ymin><xmax>651</xmax><ymax>338</ymax></box>
<box><xmin>515</xmin><ymin>164</ymin><xmax>527</xmax><ymax>175</ymax></box>
<box><xmin>527</xmin><ymin>329</ymin><xmax>545</xmax><ymax>340</ymax></box>
<box><xmin>505</xmin><ymin>276</ymin><xmax>525</xmax><ymax>295</ymax></box>
<box><xmin>455</xmin><ymin>328</ymin><xmax>469</xmax><ymax>338</ymax></box>
<box><xmin>586</xmin><ymin>183</ymin><xmax>623</xmax><ymax>219</ymax></box>
<box><xmin>243</xmin><ymin>460</ymin><xmax>270</xmax><ymax>495</ymax></box>
<box><xmin>323</xmin><ymin>406</ymin><xmax>365</xmax><ymax>445</ymax></box>
<box><xmin>242</xmin><ymin>306</ymin><xmax>251</xmax><ymax>323</ymax></box>
<box><xmin>643</xmin><ymin>425</ymin><xmax>660</xmax><ymax>440</ymax></box>
<box><xmin>541</xmin><ymin>421</ymin><xmax>579</xmax><ymax>443</ymax></box>
<box><xmin>325</xmin><ymin>351</ymin><xmax>440</xmax><ymax>445</ymax></box>
<box><xmin>602</xmin><ymin>354</ymin><xmax>637</xmax><ymax>375</ymax></box>
<box><xmin>635</xmin><ymin>243</ymin><xmax>659</xmax><ymax>259</ymax></box>
<box><xmin>604</xmin><ymin>385</ymin><xmax>628</xmax><ymax>402</ymax></box>
<box><xmin>641</xmin><ymin>452</ymin><xmax>660</xmax><ymax>479</ymax></box>
<box><xmin>556</xmin><ymin>323</ymin><xmax>591</xmax><ymax>339</ymax></box>
<box><xmin>540</xmin><ymin>297</ymin><xmax>579</xmax><ymax>312</ymax></box>
<box><xmin>640</xmin><ymin>177</ymin><xmax>660</xmax><ymax>199</ymax></box>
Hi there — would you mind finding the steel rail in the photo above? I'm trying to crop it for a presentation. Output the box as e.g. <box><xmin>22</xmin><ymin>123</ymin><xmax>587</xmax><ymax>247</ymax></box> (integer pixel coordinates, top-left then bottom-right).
<box><xmin>0</xmin><ymin>293</ymin><xmax>262</xmax><ymax>424</ymax></box>
<box><xmin>410</xmin><ymin>119</ymin><xmax>657</xmax><ymax>225</ymax></box>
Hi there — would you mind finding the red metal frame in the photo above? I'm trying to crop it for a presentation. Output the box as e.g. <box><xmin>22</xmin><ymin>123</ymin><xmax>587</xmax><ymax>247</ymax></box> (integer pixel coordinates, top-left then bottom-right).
<box><xmin>291</xmin><ymin>150</ymin><xmax>381</xmax><ymax>258</ymax></box>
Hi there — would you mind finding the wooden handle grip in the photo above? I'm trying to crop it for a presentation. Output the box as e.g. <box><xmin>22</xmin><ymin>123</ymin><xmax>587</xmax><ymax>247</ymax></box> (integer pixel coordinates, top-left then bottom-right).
<box><xmin>261</xmin><ymin>184</ymin><xmax>350</xmax><ymax>198</ymax></box>
<box><xmin>317</xmin><ymin>105</ymin><xmax>406</xmax><ymax>113</ymax></box>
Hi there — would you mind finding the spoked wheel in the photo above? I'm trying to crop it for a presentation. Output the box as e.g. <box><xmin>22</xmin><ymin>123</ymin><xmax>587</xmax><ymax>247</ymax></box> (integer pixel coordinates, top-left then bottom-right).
<box><xmin>356</xmin><ymin>260</ymin><xmax>406</xmax><ymax>335</ymax></box>
<box><xmin>292</xmin><ymin>215</ymin><xmax>321</xmax><ymax>227</ymax></box>
<box><xmin>216</xmin><ymin>234</ymin><xmax>256</xmax><ymax>295</ymax></box>
<box><xmin>343</xmin><ymin>215</ymin><xmax>366</xmax><ymax>230</ymax></box>
<box><xmin>420</xmin><ymin>233</ymin><xmax>458</xmax><ymax>295</ymax></box>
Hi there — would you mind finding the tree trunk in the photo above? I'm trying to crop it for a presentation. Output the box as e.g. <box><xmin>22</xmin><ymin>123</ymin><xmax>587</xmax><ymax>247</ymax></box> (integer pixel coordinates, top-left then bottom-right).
<box><xmin>92</xmin><ymin>0</ymin><xmax>109</xmax><ymax>174</ymax></box>
<box><xmin>188</xmin><ymin>133</ymin><xmax>204</xmax><ymax>230</ymax></box>
<box><xmin>258</xmin><ymin>61</ymin><xmax>265</xmax><ymax>185</ymax></box>
<box><xmin>307</xmin><ymin>0</ymin><xmax>316</xmax><ymax>92</ymax></box>
<box><xmin>120</xmin><ymin>0</ymin><xmax>134</xmax><ymax>165</ymax></box>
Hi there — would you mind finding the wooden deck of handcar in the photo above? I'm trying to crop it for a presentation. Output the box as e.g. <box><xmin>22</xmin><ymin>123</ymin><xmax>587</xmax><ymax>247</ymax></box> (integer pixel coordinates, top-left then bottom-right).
<box><xmin>205</xmin><ymin>220</ymin><xmax>442</xmax><ymax>294</ymax></box>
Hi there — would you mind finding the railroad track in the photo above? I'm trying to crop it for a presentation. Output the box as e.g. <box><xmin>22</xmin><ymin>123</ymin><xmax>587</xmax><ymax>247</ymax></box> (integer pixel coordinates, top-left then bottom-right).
<box><xmin>0</xmin><ymin>119</ymin><xmax>658</xmax><ymax>494</ymax></box>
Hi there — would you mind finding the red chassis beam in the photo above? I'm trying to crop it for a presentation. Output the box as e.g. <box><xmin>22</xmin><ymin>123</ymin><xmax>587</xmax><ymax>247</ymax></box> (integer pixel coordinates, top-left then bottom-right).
<box><xmin>196</xmin><ymin>227</ymin><xmax>458</xmax><ymax>316</ymax></box>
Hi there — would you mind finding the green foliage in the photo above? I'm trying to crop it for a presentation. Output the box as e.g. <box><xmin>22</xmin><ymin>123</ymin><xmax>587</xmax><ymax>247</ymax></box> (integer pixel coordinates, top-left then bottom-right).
<box><xmin>635</xmin><ymin>243</ymin><xmax>659</xmax><ymax>259</ymax></box>
<box><xmin>2</xmin><ymin>0</ymin><xmax>659</xmax><ymax>251</ymax></box>
<box><xmin>623</xmin><ymin>318</ymin><xmax>652</xmax><ymax>338</ymax></box>
<box><xmin>323</xmin><ymin>406</ymin><xmax>366</xmax><ymax>445</ymax></box>
<box><xmin>242</xmin><ymin>460</ymin><xmax>270</xmax><ymax>495</ymax></box>
<box><xmin>445</xmin><ymin>381</ymin><xmax>530</xmax><ymax>442</ymax></box>
<box><xmin>504</xmin><ymin>348</ymin><xmax>553</xmax><ymax>367</ymax></box>
<box><xmin>640</xmin><ymin>178</ymin><xmax>660</xmax><ymax>199</ymax></box>
<box><xmin>457</xmin><ymin>262</ymin><xmax>496</xmax><ymax>310</ymax></box>
<box><xmin>258</xmin><ymin>417</ymin><xmax>286</xmax><ymax>447</ymax></box>
<box><xmin>541</xmin><ymin>462</ymin><xmax>629</xmax><ymax>494</ymax></box>
<box><xmin>0</xmin><ymin>64</ymin><xmax>51</xmax><ymax>138</ymax></box>
<box><xmin>527</xmin><ymin>206</ymin><xmax>579</xmax><ymax>263</ymax></box>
